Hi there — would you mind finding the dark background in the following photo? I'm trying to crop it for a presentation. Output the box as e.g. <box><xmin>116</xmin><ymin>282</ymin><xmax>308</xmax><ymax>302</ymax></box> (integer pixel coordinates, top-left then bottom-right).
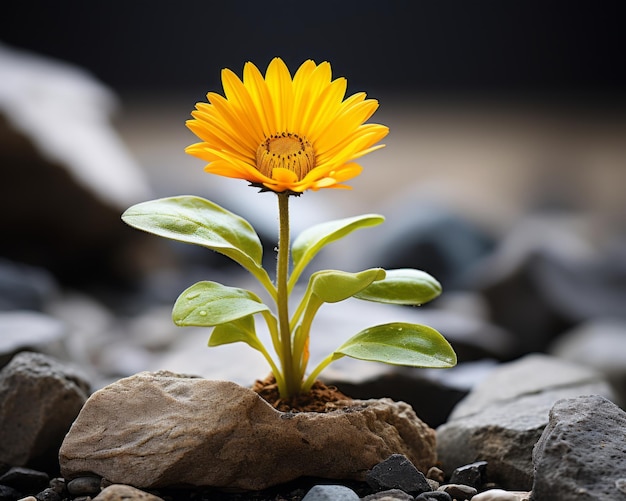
<box><xmin>2</xmin><ymin>0</ymin><xmax>626</xmax><ymax>106</ymax></box>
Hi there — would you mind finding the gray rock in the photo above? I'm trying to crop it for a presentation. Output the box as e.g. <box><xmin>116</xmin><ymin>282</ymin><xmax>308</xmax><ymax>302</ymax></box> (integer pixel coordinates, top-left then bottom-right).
<box><xmin>366</xmin><ymin>454</ymin><xmax>432</xmax><ymax>495</ymax></box>
<box><xmin>0</xmin><ymin>259</ymin><xmax>58</xmax><ymax>312</ymax></box>
<box><xmin>0</xmin><ymin>42</ymin><xmax>154</xmax><ymax>285</ymax></box>
<box><xmin>60</xmin><ymin>372</ymin><xmax>437</xmax><ymax>490</ymax></box>
<box><xmin>362</xmin><ymin>489</ymin><xmax>415</xmax><ymax>500</ymax></box>
<box><xmin>0</xmin><ymin>311</ymin><xmax>68</xmax><ymax>369</ymax></box>
<box><xmin>367</xmin><ymin>202</ymin><xmax>495</xmax><ymax>291</ymax></box>
<box><xmin>0</xmin><ymin>352</ymin><xmax>90</xmax><ymax>472</ymax></box>
<box><xmin>549</xmin><ymin>319</ymin><xmax>626</xmax><ymax>407</ymax></box>
<box><xmin>449</xmin><ymin>460</ymin><xmax>487</xmax><ymax>488</ymax></box>
<box><xmin>36</xmin><ymin>487</ymin><xmax>62</xmax><ymax>501</ymax></box>
<box><xmin>470</xmin><ymin>215</ymin><xmax>594</xmax><ymax>353</ymax></box>
<box><xmin>67</xmin><ymin>476</ymin><xmax>102</xmax><ymax>496</ymax></box>
<box><xmin>0</xmin><ymin>466</ymin><xmax>49</xmax><ymax>494</ymax></box>
<box><xmin>301</xmin><ymin>485</ymin><xmax>360</xmax><ymax>501</ymax></box>
<box><xmin>436</xmin><ymin>354</ymin><xmax>616</xmax><ymax>490</ymax></box>
<box><xmin>447</xmin><ymin>353</ymin><xmax>612</xmax><ymax>420</ymax></box>
<box><xmin>414</xmin><ymin>491</ymin><xmax>452</xmax><ymax>501</ymax></box>
<box><xmin>531</xmin><ymin>394</ymin><xmax>626</xmax><ymax>500</ymax></box>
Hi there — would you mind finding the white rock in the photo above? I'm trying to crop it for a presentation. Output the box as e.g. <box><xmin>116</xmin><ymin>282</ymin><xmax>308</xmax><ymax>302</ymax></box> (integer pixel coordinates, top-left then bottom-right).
<box><xmin>472</xmin><ymin>489</ymin><xmax>530</xmax><ymax>501</ymax></box>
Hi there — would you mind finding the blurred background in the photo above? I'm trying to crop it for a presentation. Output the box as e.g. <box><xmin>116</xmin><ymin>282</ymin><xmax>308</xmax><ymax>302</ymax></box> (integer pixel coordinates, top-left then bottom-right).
<box><xmin>1</xmin><ymin>1</ymin><xmax>625</xmax><ymax>408</ymax></box>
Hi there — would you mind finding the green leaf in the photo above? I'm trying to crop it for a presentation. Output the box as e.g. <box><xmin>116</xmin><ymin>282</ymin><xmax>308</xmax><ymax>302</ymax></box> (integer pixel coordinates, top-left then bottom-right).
<box><xmin>290</xmin><ymin>214</ymin><xmax>385</xmax><ymax>287</ymax></box>
<box><xmin>334</xmin><ymin>322</ymin><xmax>457</xmax><ymax>368</ymax></box>
<box><xmin>172</xmin><ymin>281</ymin><xmax>269</xmax><ymax>327</ymax></box>
<box><xmin>122</xmin><ymin>196</ymin><xmax>264</xmax><ymax>271</ymax></box>
<box><xmin>309</xmin><ymin>268</ymin><xmax>386</xmax><ymax>303</ymax></box>
<box><xmin>209</xmin><ymin>315</ymin><xmax>265</xmax><ymax>352</ymax></box>
<box><xmin>354</xmin><ymin>269</ymin><xmax>442</xmax><ymax>305</ymax></box>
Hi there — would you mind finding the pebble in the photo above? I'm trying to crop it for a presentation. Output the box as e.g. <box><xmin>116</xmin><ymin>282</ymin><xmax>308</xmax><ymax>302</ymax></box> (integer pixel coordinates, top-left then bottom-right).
<box><xmin>365</xmin><ymin>454</ymin><xmax>431</xmax><ymax>496</ymax></box>
<box><xmin>471</xmin><ymin>489</ymin><xmax>531</xmax><ymax>501</ymax></box>
<box><xmin>301</xmin><ymin>484</ymin><xmax>360</xmax><ymax>501</ymax></box>
<box><xmin>35</xmin><ymin>487</ymin><xmax>62</xmax><ymax>501</ymax></box>
<box><xmin>92</xmin><ymin>484</ymin><xmax>164</xmax><ymax>501</ymax></box>
<box><xmin>437</xmin><ymin>483</ymin><xmax>478</xmax><ymax>500</ymax></box>
<box><xmin>449</xmin><ymin>460</ymin><xmax>488</xmax><ymax>488</ymax></box>
<box><xmin>426</xmin><ymin>466</ymin><xmax>445</xmax><ymax>483</ymax></box>
<box><xmin>362</xmin><ymin>489</ymin><xmax>414</xmax><ymax>500</ymax></box>
<box><xmin>67</xmin><ymin>476</ymin><xmax>102</xmax><ymax>496</ymax></box>
<box><xmin>415</xmin><ymin>491</ymin><xmax>453</xmax><ymax>501</ymax></box>
<box><xmin>47</xmin><ymin>479</ymin><xmax>66</xmax><ymax>496</ymax></box>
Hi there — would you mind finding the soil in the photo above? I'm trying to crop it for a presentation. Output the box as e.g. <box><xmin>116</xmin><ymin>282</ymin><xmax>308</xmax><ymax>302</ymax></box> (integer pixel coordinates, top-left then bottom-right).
<box><xmin>251</xmin><ymin>375</ymin><xmax>351</xmax><ymax>413</ymax></box>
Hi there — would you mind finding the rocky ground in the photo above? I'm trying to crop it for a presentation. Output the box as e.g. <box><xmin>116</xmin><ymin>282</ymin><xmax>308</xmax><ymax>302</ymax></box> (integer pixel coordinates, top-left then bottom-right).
<box><xmin>2</xmin><ymin>44</ymin><xmax>626</xmax><ymax>501</ymax></box>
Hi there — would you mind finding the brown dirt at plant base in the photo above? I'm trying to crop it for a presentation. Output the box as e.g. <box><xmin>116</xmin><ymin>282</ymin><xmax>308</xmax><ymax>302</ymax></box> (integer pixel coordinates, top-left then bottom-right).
<box><xmin>252</xmin><ymin>374</ymin><xmax>351</xmax><ymax>413</ymax></box>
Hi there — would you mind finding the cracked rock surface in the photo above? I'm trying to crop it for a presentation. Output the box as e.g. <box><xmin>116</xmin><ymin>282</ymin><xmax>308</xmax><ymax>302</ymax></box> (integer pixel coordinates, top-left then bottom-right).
<box><xmin>59</xmin><ymin>371</ymin><xmax>437</xmax><ymax>490</ymax></box>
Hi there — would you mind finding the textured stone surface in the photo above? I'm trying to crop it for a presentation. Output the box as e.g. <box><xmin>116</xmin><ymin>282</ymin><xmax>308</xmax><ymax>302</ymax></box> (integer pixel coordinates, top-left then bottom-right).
<box><xmin>93</xmin><ymin>484</ymin><xmax>164</xmax><ymax>501</ymax></box>
<box><xmin>531</xmin><ymin>395</ymin><xmax>626</xmax><ymax>500</ymax></box>
<box><xmin>549</xmin><ymin>319</ymin><xmax>626</xmax><ymax>407</ymax></box>
<box><xmin>436</xmin><ymin>354</ymin><xmax>616</xmax><ymax>490</ymax></box>
<box><xmin>301</xmin><ymin>484</ymin><xmax>360</xmax><ymax>501</ymax></box>
<box><xmin>366</xmin><ymin>454</ymin><xmax>431</xmax><ymax>495</ymax></box>
<box><xmin>60</xmin><ymin>372</ymin><xmax>437</xmax><ymax>490</ymax></box>
<box><xmin>0</xmin><ymin>352</ymin><xmax>90</xmax><ymax>472</ymax></box>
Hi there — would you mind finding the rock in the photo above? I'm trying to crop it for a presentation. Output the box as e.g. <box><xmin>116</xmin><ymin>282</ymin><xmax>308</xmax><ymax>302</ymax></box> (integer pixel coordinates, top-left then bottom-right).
<box><xmin>414</xmin><ymin>491</ymin><xmax>452</xmax><ymax>501</ymax></box>
<box><xmin>426</xmin><ymin>466</ymin><xmax>445</xmax><ymax>483</ymax></box>
<box><xmin>47</xmin><ymin>478</ymin><xmax>67</xmax><ymax>496</ymax></box>
<box><xmin>0</xmin><ymin>485</ymin><xmax>23</xmax><ymax>501</ymax></box>
<box><xmin>0</xmin><ymin>352</ymin><xmax>90</xmax><ymax>473</ymax></box>
<box><xmin>0</xmin><ymin>259</ymin><xmax>58</xmax><ymax>312</ymax></box>
<box><xmin>470</xmin><ymin>215</ymin><xmax>596</xmax><ymax>353</ymax></box>
<box><xmin>472</xmin><ymin>490</ymin><xmax>530</xmax><ymax>501</ymax></box>
<box><xmin>549</xmin><ymin>319</ymin><xmax>626</xmax><ymax>406</ymax></box>
<box><xmin>367</xmin><ymin>202</ymin><xmax>495</xmax><ymax>291</ymax></box>
<box><xmin>66</xmin><ymin>476</ymin><xmax>102</xmax><ymax>496</ymax></box>
<box><xmin>449</xmin><ymin>460</ymin><xmax>487</xmax><ymax>488</ymax></box>
<box><xmin>92</xmin><ymin>485</ymin><xmax>163</xmax><ymax>501</ymax></box>
<box><xmin>365</xmin><ymin>454</ymin><xmax>432</xmax><ymax>495</ymax></box>
<box><xmin>35</xmin><ymin>487</ymin><xmax>62</xmax><ymax>501</ymax></box>
<box><xmin>436</xmin><ymin>483</ymin><xmax>477</xmax><ymax>500</ymax></box>
<box><xmin>436</xmin><ymin>354</ymin><xmax>616</xmax><ymax>490</ymax></box>
<box><xmin>531</xmin><ymin>394</ymin><xmax>626</xmax><ymax>500</ymax></box>
<box><xmin>301</xmin><ymin>485</ymin><xmax>360</xmax><ymax>501</ymax></box>
<box><xmin>60</xmin><ymin>372</ymin><xmax>437</xmax><ymax>490</ymax></box>
<box><xmin>327</xmin><ymin>359</ymin><xmax>496</xmax><ymax>429</ymax></box>
<box><xmin>0</xmin><ymin>42</ymin><xmax>154</xmax><ymax>286</ymax></box>
<box><xmin>362</xmin><ymin>489</ymin><xmax>415</xmax><ymax>500</ymax></box>
<box><xmin>532</xmin><ymin>235</ymin><xmax>626</xmax><ymax>323</ymax></box>
<box><xmin>0</xmin><ymin>467</ymin><xmax>48</xmax><ymax>494</ymax></box>
<box><xmin>0</xmin><ymin>311</ymin><xmax>68</xmax><ymax>369</ymax></box>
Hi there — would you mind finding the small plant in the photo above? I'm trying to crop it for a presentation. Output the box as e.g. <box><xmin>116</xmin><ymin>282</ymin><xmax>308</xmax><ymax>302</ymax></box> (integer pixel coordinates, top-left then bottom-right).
<box><xmin>122</xmin><ymin>58</ymin><xmax>456</xmax><ymax>399</ymax></box>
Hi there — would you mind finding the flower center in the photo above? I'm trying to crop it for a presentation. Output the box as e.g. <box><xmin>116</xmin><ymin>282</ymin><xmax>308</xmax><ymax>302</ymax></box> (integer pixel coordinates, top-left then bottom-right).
<box><xmin>256</xmin><ymin>133</ymin><xmax>316</xmax><ymax>180</ymax></box>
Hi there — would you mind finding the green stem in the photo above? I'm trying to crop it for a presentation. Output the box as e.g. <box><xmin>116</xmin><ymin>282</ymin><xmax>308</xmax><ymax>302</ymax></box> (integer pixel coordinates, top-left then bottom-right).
<box><xmin>301</xmin><ymin>352</ymin><xmax>342</xmax><ymax>393</ymax></box>
<box><xmin>276</xmin><ymin>193</ymin><xmax>298</xmax><ymax>397</ymax></box>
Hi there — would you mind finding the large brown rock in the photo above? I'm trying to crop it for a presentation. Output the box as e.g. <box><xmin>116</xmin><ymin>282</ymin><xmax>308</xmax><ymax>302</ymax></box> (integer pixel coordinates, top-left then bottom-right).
<box><xmin>59</xmin><ymin>371</ymin><xmax>437</xmax><ymax>490</ymax></box>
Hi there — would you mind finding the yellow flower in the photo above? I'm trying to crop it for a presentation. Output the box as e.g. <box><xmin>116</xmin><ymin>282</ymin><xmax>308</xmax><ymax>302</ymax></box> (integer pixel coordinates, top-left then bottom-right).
<box><xmin>185</xmin><ymin>58</ymin><xmax>389</xmax><ymax>193</ymax></box>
